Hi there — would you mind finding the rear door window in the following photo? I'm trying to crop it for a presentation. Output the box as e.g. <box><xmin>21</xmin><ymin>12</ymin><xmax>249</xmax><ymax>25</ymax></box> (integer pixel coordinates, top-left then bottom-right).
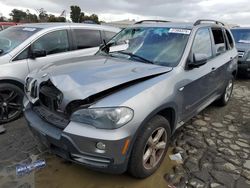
<box><xmin>211</xmin><ymin>28</ymin><xmax>226</xmax><ymax>55</ymax></box>
<box><xmin>73</xmin><ymin>29</ymin><xmax>102</xmax><ymax>49</ymax></box>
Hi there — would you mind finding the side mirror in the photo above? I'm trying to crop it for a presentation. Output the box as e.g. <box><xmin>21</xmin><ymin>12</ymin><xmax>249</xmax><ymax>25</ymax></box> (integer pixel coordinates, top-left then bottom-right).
<box><xmin>188</xmin><ymin>53</ymin><xmax>208</xmax><ymax>68</ymax></box>
<box><xmin>30</xmin><ymin>49</ymin><xmax>47</xmax><ymax>59</ymax></box>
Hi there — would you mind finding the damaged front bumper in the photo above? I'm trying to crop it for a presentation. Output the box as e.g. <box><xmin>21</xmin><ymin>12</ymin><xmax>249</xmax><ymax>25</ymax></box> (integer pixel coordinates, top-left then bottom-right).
<box><xmin>23</xmin><ymin>98</ymin><xmax>131</xmax><ymax>174</ymax></box>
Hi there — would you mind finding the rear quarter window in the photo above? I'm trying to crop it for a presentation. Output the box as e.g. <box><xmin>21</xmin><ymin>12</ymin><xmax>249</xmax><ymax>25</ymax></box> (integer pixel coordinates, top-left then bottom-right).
<box><xmin>225</xmin><ymin>29</ymin><xmax>234</xmax><ymax>49</ymax></box>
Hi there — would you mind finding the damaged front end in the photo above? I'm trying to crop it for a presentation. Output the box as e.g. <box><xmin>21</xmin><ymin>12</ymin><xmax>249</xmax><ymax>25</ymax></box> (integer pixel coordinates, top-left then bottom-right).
<box><xmin>23</xmin><ymin>57</ymin><xmax>172</xmax><ymax>173</ymax></box>
<box><xmin>25</xmin><ymin>69</ymin><xmax>170</xmax><ymax>130</ymax></box>
<box><xmin>25</xmin><ymin>79</ymin><xmax>69</xmax><ymax>129</ymax></box>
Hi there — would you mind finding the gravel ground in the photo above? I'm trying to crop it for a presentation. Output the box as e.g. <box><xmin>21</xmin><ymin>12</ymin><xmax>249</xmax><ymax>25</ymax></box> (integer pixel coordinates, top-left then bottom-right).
<box><xmin>0</xmin><ymin>79</ymin><xmax>249</xmax><ymax>188</ymax></box>
<box><xmin>0</xmin><ymin>117</ymin><xmax>47</xmax><ymax>188</ymax></box>
<box><xmin>166</xmin><ymin>79</ymin><xmax>250</xmax><ymax>188</ymax></box>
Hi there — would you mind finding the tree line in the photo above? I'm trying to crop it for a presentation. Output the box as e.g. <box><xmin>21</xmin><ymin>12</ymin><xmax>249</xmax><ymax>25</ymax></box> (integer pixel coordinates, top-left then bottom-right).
<box><xmin>0</xmin><ymin>5</ymin><xmax>100</xmax><ymax>24</ymax></box>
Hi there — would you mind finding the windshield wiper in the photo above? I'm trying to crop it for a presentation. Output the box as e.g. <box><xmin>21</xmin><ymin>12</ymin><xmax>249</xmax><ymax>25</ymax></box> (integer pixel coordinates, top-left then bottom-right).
<box><xmin>100</xmin><ymin>40</ymin><xmax>115</xmax><ymax>54</ymax></box>
<box><xmin>0</xmin><ymin>49</ymin><xmax>4</xmax><ymax>54</ymax></box>
<box><xmin>101</xmin><ymin>39</ymin><xmax>109</xmax><ymax>54</ymax></box>
<box><xmin>114</xmin><ymin>51</ymin><xmax>154</xmax><ymax>64</ymax></box>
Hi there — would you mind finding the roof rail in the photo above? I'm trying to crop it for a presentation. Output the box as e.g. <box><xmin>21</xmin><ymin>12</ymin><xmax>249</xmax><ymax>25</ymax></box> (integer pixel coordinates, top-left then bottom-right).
<box><xmin>194</xmin><ymin>19</ymin><xmax>225</xmax><ymax>26</ymax></box>
<box><xmin>134</xmin><ymin>20</ymin><xmax>170</xmax><ymax>24</ymax></box>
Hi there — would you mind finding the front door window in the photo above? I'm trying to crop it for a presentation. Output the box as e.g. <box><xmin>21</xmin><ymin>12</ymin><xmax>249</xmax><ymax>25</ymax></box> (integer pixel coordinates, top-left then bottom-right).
<box><xmin>32</xmin><ymin>30</ymin><xmax>69</xmax><ymax>55</ymax></box>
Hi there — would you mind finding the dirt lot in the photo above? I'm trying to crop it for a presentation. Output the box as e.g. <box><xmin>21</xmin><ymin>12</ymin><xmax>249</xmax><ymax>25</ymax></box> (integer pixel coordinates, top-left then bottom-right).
<box><xmin>0</xmin><ymin>79</ymin><xmax>249</xmax><ymax>188</ymax></box>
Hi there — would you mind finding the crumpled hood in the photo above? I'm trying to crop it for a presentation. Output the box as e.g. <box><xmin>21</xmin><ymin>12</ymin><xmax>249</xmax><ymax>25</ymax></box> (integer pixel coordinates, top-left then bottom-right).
<box><xmin>29</xmin><ymin>55</ymin><xmax>172</xmax><ymax>107</ymax></box>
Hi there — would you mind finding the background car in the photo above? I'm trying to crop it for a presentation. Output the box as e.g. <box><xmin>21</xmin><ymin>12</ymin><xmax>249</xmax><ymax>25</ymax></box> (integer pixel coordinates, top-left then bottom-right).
<box><xmin>24</xmin><ymin>20</ymin><xmax>237</xmax><ymax>178</ymax></box>
<box><xmin>0</xmin><ymin>22</ymin><xmax>17</xmax><ymax>31</ymax></box>
<box><xmin>231</xmin><ymin>27</ymin><xmax>250</xmax><ymax>78</ymax></box>
<box><xmin>0</xmin><ymin>23</ymin><xmax>120</xmax><ymax>123</ymax></box>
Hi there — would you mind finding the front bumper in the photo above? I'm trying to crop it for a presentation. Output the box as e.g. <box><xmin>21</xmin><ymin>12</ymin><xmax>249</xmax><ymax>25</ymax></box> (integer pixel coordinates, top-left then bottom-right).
<box><xmin>238</xmin><ymin>61</ymin><xmax>250</xmax><ymax>77</ymax></box>
<box><xmin>24</xmin><ymin>101</ymin><xmax>131</xmax><ymax>174</ymax></box>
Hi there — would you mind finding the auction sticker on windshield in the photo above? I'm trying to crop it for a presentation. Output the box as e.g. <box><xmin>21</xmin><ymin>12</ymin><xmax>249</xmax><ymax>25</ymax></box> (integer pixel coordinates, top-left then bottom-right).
<box><xmin>169</xmin><ymin>28</ymin><xmax>191</xmax><ymax>35</ymax></box>
<box><xmin>22</xmin><ymin>27</ymin><xmax>37</xmax><ymax>32</ymax></box>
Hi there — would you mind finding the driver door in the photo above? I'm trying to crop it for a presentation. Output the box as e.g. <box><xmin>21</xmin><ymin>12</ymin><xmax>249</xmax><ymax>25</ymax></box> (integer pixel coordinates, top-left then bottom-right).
<box><xmin>180</xmin><ymin>27</ymin><xmax>215</xmax><ymax>122</ymax></box>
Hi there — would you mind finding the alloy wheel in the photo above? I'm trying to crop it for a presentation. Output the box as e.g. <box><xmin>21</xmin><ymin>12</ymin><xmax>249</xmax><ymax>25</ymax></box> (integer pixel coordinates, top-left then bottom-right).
<box><xmin>142</xmin><ymin>127</ymin><xmax>167</xmax><ymax>170</ymax></box>
<box><xmin>224</xmin><ymin>79</ymin><xmax>233</xmax><ymax>102</ymax></box>
<box><xmin>0</xmin><ymin>88</ymin><xmax>22</xmax><ymax>123</ymax></box>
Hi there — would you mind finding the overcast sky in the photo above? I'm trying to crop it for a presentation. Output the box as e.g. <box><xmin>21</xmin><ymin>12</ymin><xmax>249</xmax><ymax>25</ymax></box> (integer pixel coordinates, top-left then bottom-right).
<box><xmin>0</xmin><ymin>0</ymin><xmax>250</xmax><ymax>26</ymax></box>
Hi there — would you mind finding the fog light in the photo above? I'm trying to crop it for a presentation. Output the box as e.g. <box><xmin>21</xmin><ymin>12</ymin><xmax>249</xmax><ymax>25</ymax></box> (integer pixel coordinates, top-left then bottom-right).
<box><xmin>96</xmin><ymin>142</ymin><xmax>106</xmax><ymax>150</ymax></box>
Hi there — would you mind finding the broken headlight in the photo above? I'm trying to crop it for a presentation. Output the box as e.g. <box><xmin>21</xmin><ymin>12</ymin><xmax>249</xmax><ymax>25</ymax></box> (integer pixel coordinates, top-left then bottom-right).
<box><xmin>70</xmin><ymin>107</ymin><xmax>134</xmax><ymax>129</ymax></box>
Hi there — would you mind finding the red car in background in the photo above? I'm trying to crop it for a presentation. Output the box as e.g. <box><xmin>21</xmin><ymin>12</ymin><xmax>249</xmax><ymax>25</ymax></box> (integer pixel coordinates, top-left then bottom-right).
<box><xmin>0</xmin><ymin>22</ymin><xmax>17</xmax><ymax>31</ymax></box>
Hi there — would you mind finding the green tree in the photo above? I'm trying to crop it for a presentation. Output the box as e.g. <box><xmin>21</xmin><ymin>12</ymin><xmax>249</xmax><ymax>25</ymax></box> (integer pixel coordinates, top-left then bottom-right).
<box><xmin>25</xmin><ymin>9</ymin><xmax>38</xmax><ymax>23</ymax></box>
<box><xmin>37</xmin><ymin>8</ymin><xmax>48</xmax><ymax>22</ymax></box>
<box><xmin>89</xmin><ymin>14</ymin><xmax>100</xmax><ymax>24</ymax></box>
<box><xmin>29</xmin><ymin>14</ymin><xmax>38</xmax><ymax>22</ymax></box>
<box><xmin>80</xmin><ymin>14</ymin><xmax>100</xmax><ymax>24</ymax></box>
<box><xmin>70</xmin><ymin>5</ymin><xmax>81</xmax><ymax>22</ymax></box>
<box><xmin>47</xmin><ymin>14</ymin><xmax>66</xmax><ymax>22</ymax></box>
<box><xmin>0</xmin><ymin>13</ymin><xmax>4</xmax><ymax>22</ymax></box>
<box><xmin>9</xmin><ymin>9</ymin><xmax>27</xmax><ymax>22</ymax></box>
<box><xmin>79</xmin><ymin>12</ymin><xmax>85</xmax><ymax>22</ymax></box>
<box><xmin>0</xmin><ymin>16</ymin><xmax>6</xmax><ymax>22</ymax></box>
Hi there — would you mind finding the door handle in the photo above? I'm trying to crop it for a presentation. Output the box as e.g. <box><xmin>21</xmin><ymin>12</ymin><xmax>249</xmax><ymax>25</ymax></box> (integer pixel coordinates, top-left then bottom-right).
<box><xmin>179</xmin><ymin>87</ymin><xmax>184</xmax><ymax>91</ymax></box>
<box><xmin>211</xmin><ymin>67</ymin><xmax>216</xmax><ymax>71</ymax></box>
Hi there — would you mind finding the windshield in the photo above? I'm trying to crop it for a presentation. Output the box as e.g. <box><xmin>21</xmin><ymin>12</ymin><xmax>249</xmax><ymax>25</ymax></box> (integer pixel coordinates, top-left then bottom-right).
<box><xmin>0</xmin><ymin>26</ymin><xmax>41</xmax><ymax>56</ymax></box>
<box><xmin>231</xmin><ymin>29</ymin><xmax>250</xmax><ymax>44</ymax></box>
<box><xmin>103</xmin><ymin>27</ymin><xmax>191</xmax><ymax>67</ymax></box>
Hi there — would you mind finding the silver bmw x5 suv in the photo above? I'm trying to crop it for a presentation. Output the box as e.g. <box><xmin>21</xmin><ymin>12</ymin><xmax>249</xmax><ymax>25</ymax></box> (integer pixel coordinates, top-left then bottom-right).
<box><xmin>24</xmin><ymin>20</ymin><xmax>238</xmax><ymax>178</ymax></box>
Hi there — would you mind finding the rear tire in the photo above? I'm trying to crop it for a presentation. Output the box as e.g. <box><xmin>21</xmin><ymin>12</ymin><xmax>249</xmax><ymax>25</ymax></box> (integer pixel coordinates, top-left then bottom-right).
<box><xmin>0</xmin><ymin>83</ymin><xmax>24</xmax><ymax>124</ymax></box>
<box><xmin>128</xmin><ymin>115</ymin><xmax>171</xmax><ymax>178</ymax></box>
<box><xmin>216</xmin><ymin>77</ymin><xmax>234</xmax><ymax>106</ymax></box>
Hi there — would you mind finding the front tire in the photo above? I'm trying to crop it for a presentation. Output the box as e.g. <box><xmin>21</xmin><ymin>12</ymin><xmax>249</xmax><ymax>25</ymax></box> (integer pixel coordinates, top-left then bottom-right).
<box><xmin>128</xmin><ymin>115</ymin><xmax>171</xmax><ymax>178</ymax></box>
<box><xmin>0</xmin><ymin>83</ymin><xmax>24</xmax><ymax>124</ymax></box>
<box><xmin>217</xmin><ymin>77</ymin><xmax>234</xmax><ymax>106</ymax></box>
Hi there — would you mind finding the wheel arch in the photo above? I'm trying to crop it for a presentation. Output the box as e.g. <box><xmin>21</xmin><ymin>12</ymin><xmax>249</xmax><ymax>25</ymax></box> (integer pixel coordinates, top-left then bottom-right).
<box><xmin>126</xmin><ymin>103</ymin><xmax>178</xmax><ymax>169</ymax></box>
<box><xmin>0</xmin><ymin>79</ymin><xmax>24</xmax><ymax>91</ymax></box>
<box><xmin>157</xmin><ymin>107</ymin><xmax>176</xmax><ymax>133</ymax></box>
<box><xmin>140</xmin><ymin>103</ymin><xmax>177</xmax><ymax>133</ymax></box>
<box><xmin>129</xmin><ymin>103</ymin><xmax>178</xmax><ymax>152</ymax></box>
